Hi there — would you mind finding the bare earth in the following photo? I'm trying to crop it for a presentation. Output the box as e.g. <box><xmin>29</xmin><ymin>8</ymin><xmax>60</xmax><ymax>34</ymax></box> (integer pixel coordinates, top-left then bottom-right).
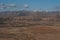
<box><xmin>0</xmin><ymin>25</ymin><xmax>60</xmax><ymax>40</ymax></box>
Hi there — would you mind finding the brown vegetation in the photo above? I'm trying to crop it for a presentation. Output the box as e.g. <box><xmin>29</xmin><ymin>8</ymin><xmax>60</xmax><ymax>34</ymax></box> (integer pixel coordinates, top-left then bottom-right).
<box><xmin>0</xmin><ymin>11</ymin><xmax>60</xmax><ymax>40</ymax></box>
<box><xmin>0</xmin><ymin>26</ymin><xmax>60</xmax><ymax>40</ymax></box>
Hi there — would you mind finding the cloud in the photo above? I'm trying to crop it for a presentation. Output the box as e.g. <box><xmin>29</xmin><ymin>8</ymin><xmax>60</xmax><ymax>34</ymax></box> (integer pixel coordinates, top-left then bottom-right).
<box><xmin>0</xmin><ymin>3</ymin><xmax>16</xmax><ymax>10</ymax></box>
<box><xmin>0</xmin><ymin>4</ymin><xmax>7</xmax><ymax>9</ymax></box>
<box><xmin>8</xmin><ymin>4</ymin><xmax>16</xmax><ymax>7</ymax></box>
<box><xmin>24</xmin><ymin>4</ymin><xmax>29</xmax><ymax>8</ymax></box>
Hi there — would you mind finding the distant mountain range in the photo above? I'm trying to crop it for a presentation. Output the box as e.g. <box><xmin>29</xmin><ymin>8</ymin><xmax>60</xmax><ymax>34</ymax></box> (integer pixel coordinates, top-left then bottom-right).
<box><xmin>0</xmin><ymin>11</ymin><xmax>59</xmax><ymax>17</ymax></box>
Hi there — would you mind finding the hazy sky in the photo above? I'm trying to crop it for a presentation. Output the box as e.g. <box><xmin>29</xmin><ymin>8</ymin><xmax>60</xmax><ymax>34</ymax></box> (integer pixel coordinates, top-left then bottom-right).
<box><xmin>0</xmin><ymin>0</ymin><xmax>60</xmax><ymax>11</ymax></box>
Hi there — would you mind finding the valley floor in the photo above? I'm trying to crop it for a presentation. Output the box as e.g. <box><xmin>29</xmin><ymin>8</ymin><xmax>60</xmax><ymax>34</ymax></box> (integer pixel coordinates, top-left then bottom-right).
<box><xmin>0</xmin><ymin>25</ymin><xmax>60</xmax><ymax>40</ymax></box>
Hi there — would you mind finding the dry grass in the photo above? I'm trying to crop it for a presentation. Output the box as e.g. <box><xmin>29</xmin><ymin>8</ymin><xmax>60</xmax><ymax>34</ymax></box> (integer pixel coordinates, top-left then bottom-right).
<box><xmin>0</xmin><ymin>26</ymin><xmax>60</xmax><ymax>40</ymax></box>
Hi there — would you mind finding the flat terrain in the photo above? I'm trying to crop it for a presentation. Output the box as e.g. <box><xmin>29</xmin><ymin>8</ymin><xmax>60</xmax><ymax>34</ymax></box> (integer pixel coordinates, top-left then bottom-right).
<box><xmin>0</xmin><ymin>25</ymin><xmax>60</xmax><ymax>40</ymax></box>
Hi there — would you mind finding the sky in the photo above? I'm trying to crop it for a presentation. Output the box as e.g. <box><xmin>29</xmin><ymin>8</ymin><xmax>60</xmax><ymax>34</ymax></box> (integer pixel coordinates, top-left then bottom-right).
<box><xmin>0</xmin><ymin>0</ymin><xmax>60</xmax><ymax>11</ymax></box>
